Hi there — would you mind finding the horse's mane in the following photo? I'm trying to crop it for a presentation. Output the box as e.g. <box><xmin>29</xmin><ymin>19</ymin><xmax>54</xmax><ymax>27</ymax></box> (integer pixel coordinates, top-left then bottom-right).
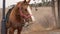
<box><xmin>6</xmin><ymin>6</ymin><xmax>15</xmax><ymax>22</ymax></box>
<box><xmin>6</xmin><ymin>3</ymin><xmax>24</xmax><ymax>22</ymax></box>
<box><xmin>6</xmin><ymin>2</ymin><xmax>22</xmax><ymax>21</ymax></box>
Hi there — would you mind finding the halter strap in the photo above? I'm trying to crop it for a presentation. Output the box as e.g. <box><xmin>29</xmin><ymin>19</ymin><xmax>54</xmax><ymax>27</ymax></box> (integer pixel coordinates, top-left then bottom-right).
<box><xmin>19</xmin><ymin>7</ymin><xmax>32</xmax><ymax>19</ymax></box>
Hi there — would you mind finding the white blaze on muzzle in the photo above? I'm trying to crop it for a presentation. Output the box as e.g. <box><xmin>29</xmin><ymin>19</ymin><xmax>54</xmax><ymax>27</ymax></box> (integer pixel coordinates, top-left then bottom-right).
<box><xmin>27</xmin><ymin>6</ymin><xmax>35</xmax><ymax>22</ymax></box>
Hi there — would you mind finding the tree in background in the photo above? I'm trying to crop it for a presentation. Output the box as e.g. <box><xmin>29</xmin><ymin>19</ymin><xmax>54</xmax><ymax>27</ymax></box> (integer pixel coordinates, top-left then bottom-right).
<box><xmin>30</xmin><ymin>0</ymin><xmax>52</xmax><ymax>7</ymax></box>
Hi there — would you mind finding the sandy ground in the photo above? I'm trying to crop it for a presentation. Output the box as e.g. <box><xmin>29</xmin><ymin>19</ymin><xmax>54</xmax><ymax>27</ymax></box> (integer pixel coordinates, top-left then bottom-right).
<box><xmin>0</xmin><ymin>7</ymin><xmax>60</xmax><ymax>34</ymax></box>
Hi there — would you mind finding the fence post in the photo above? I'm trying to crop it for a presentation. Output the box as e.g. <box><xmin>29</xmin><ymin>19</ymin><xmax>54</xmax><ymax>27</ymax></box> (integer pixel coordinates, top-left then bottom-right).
<box><xmin>51</xmin><ymin>0</ymin><xmax>57</xmax><ymax>28</ymax></box>
<box><xmin>1</xmin><ymin>0</ymin><xmax>6</xmax><ymax>34</ymax></box>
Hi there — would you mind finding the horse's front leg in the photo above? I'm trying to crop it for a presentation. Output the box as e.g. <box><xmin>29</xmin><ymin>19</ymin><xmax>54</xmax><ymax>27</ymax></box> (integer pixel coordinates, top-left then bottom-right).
<box><xmin>9</xmin><ymin>27</ymin><xmax>14</xmax><ymax>34</ymax></box>
<box><xmin>17</xmin><ymin>27</ymin><xmax>23</xmax><ymax>34</ymax></box>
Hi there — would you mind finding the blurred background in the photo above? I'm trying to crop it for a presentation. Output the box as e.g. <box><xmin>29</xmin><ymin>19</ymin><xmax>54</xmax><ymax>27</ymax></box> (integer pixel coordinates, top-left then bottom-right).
<box><xmin>0</xmin><ymin>0</ymin><xmax>60</xmax><ymax>34</ymax></box>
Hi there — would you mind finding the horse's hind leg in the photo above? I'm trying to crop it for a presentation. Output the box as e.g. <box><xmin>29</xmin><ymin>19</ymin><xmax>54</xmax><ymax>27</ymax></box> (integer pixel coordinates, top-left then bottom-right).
<box><xmin>9</xmin><ymin>27</ymin><xmax>14</xmax><ymax>34</ymax></box>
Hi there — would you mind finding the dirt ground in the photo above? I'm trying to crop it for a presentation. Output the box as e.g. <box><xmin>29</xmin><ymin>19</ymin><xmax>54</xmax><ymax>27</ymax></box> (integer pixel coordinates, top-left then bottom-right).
<box><xmin>0</xmin><ymin>7</ymin><xmax>60</xmax><ymax>34</ymax></box>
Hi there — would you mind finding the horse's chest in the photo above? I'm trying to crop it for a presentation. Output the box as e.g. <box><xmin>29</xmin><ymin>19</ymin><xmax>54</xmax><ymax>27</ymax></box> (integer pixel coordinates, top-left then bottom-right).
<box><xmin>11</xmin><ymin>22</ymin><xmax>25</xmax><ymax>28</ymax></box>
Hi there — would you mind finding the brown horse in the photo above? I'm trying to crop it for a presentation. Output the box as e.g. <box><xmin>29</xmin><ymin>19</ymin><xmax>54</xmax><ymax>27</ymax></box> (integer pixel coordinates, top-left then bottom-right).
<box><xmin>6</xmin><ymin>0</ymin><xmax>34</xmax><ymax>34</ymax></box>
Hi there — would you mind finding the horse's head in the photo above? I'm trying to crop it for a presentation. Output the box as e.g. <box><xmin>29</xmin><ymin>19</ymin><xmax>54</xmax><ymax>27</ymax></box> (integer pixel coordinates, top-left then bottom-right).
<box><xmin>15</xmin><ymin>2</ymin><xmax>35</xmax><ymax>23</ymax></box>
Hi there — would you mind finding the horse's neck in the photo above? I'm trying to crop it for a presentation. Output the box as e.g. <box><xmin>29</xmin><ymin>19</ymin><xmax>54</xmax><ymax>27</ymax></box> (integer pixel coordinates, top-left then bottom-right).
<box><xmin>9</xmin><ymin>6</ymin><xmax>22</xmax><ymax>22</ymax></box>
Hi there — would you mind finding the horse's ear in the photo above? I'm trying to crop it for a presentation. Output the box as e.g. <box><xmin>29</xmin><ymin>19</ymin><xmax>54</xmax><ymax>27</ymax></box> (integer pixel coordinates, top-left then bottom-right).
<box><xmin>24</xmin><ymin>0</ymin><xmax>30</xmax><ymax>3</ymax></box>
<box><xmin>16</xmin><ymin>2</ymin><xmax>21</xmax><ymax>7</ymax></box>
